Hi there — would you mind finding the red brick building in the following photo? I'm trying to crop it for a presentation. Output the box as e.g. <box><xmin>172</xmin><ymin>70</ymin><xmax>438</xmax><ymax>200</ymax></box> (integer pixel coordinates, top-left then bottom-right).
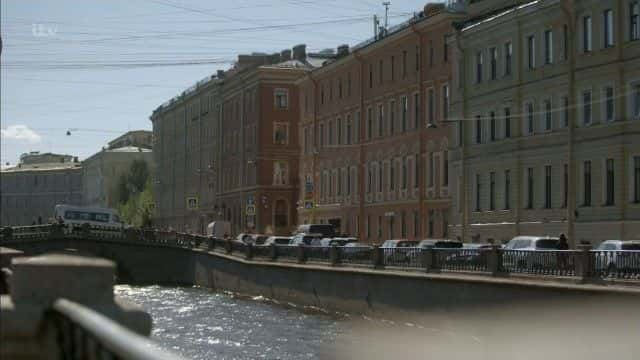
<box><xmin>297</xmin><ymin>4</ymin><xmax>463</xmax><ymax>243</ymax></box>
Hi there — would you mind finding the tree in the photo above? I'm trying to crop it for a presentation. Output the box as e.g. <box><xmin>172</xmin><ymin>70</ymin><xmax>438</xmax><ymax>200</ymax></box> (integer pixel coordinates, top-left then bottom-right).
<box><xmin>115</xmin><ymin>160</ymin><xmax>153</xmax><ymax>227</ymax></box>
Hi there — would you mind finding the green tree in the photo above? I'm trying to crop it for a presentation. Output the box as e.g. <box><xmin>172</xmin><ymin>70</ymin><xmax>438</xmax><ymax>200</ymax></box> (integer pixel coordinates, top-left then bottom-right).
<box><xmin>116</xmin><ymin>160</ymin><xmax>153</xmax><ymax>227</ymax></box>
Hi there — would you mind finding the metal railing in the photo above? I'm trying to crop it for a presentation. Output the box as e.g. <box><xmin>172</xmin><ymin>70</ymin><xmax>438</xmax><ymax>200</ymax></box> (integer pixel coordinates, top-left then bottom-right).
<box><xmin>49</xmin><ymin>298</ymin><xmax>182</xmax><ymax>360</ymax></box>
<box><xmin>2</xmin><ymin>224</ymin><xmax>640</xmax><ymax>284</ymax></box>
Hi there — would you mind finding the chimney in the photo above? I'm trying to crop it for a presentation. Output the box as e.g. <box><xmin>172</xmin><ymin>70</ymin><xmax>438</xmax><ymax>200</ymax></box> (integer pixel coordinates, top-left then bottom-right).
<box><xmin>292</xmin><ymin>44</ymin><xmax>306</xmax><ymax>61</ymax></box>
<box><xmin>281</xmin><ymin>49</ymin><xmax>292</xmax><ymax>61</ymax></box>
<box><xmin>337</xmin><ymin>44</ymin><xmax>349</xmax><ymax>57</ymax></box>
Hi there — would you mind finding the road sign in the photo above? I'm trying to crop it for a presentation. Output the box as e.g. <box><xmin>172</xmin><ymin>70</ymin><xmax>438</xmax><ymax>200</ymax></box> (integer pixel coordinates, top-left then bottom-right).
<box><xmin>246</xmin><ymin>204</ymin><xmax>256</xmax><ymax>216</ymax></box>
<box><xmin>304</xmin><ymin>200</ymin><xmax>314</xmax><ymax>210</ymax></box>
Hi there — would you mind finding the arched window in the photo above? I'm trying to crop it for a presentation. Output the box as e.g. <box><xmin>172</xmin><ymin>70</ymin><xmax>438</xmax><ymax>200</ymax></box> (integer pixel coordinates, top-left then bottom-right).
<box><xmin>274</xmin><ymin>199</ymin><xmax>288</xmax><ymax>228</ymax></box>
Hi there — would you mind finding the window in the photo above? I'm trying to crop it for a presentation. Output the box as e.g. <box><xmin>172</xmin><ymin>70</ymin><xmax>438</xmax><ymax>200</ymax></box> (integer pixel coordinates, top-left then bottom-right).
<box><xmin>401</xmin><ymin>212</ymin><xmax>407</xmax><ymax>238</ymax></box>
<box><xmin>490</xmin><ymin>47</ymin><xmax>497</xmax><ymax>80</ymax></box>
<box><xmin>605</xmin><ymin>86</ymin><xmax>615</xmax><ymax>122</ymax></box>
<box><xmin>475</xmin><ymin>115</ymin><xmax>482</xmax><ymax>144</ymax></box>
<box><xmin>604</xmin><ymin>9</ymin><xmax>614</xmax><ymax>48</ymax></box>
<box><xmin>428</xmin><ymin>88</ymin><xmax>435</xmax><ymax>125</ymax></box>
<box><xmin>527</xmin><ymin>35</ymin><xmax>535</xmax><ymax>69</ymax></box>
<box><xmin>606</xmin><ymin>159</ymin><xmax>615</xmax><ymax>206</ymax></box>
<box><xmin>414</xmin><ymin>93</ymin><xmax>420</xmax><ymax>129</ymax></box>
<box><xmin>338</xmin><ymin>78</ymin><xmax>343</xmax><ymax>98</ymax></box>
<box><xmin>274</xmin><ymin>89</ymin><xmax>288</xmax><ymax>109</ymax></box>
<box><xmin>443</xmin><ymin>150</ymin><xmax>449</xmax><ymax>186</ymax></box>
<box><xmin>475</xmin><ymin>51</ymin><xmax>483</xmax><ymax>83</ymax></box>
<box><xmin>429</xmin><ymin>153</ymin><xmax>435</xmax><ymax>187</ymax></box>
<box><xmin>414</xmin><ymin>154</ymin><xmax>420</xmax><ymax>188</ymax></box>
<box><xmin>346</xmin><ymin>167</ymin><xmax>352</xmax><ymax>195</ymax></box>
<box><xmin>347</xmin><ymin>74</ymin><xmax>352</xmax><ymax>96</ymax></box>
<box><xmin>402</xmin><ymin>157</ymin><xmax>408</xmax><ymax>190</ymax></box>
<box><xmin>379</xmin><ymin>163</ymin><xmax>383</xmax><ymax>193</ymax></box>
<box><xmin>504</xmin><ymin>107</ymin><xmax>511</xmax><ymax>138</ymax></box>
<box><xmin>416</xmin><ymin>45</ymin><xmax>420</xmax><ymax>71</ymax></box>
<box><xmin>346</xmin><ymin>115</ymin><xmax>352</xmax><ymax>145</ymax></box>
<box><xmin>632</xmin><ymin>2</ymin><xmax>640</xmax><ymax>41</ymax></box>
<box><xmin>367</xmin><ymin>108</ymin><xmax>373</xmax><ymax>140</ymax></box>
<box><xmin>328</xmin><ymin>120</ymin><xmax>334</xmax><ymax>145</ymax></box>
<box><xmin>378</xmin><ymin>216</ymin><xmax>382</xmax><ymax>238</ymax></box>
<box><xmin>562</xmin><ymin>96</ymin><xmax>569</xmax><ymax>127</ymax></box>
<box><xmin>490</xmin><ymin>111</ymin><xmax>496</xmax><ymax>141</ymax></box>
<box><xmin>563</xmin><ymin>164</ymin><xmax>568</xmax><ymax>208</ymax></box>
<box><xmin>378</xmin><ymin>104</ymin><xmax>384</xmax><ymax>137</ymax></box>
<box><xmin>582</xmin><ymin>90</ymin><xmax>592</xmax><ymax>125</ymax></box>
<box><xmin>563</xmin><ymin>24</ymin><xmax>569</xmax><ymax>60</ymax></box>
<box><xmin>413</xmin><ymin>210</ymin><xmax>419</xmax><ymax>237</ymax></box>
<box><xmin>319</xmin><ymin>123</ymin><xmax>325</xmax><ymax>147</ymax></box>
<box><xmin>544</xmin><ymin>99</ymin><xmax>552</xmax><ymax>131</ymax></box>
<box><xmin>367</xmin><ymin>215</ymin><xmax>371</xmax><ymax>238</ymax></box>
<box><xmin>274</xmin><ymin>123</ymin><xmax>288</xmax><ymax>144</ymax></box>
<box><xmin>504</xmin><ymin>41</ymin><xmax>512</xmax><ymax>76</ymax></box>
<box><xmin>389</xmin><ymin>100</ymin><xmax>396</xmax><ymax>135</ymax></box>
<box><xmin>389</xmin><ymin>161</ymin><xmax>395</xmax><ymax>191</ymax></box>
<box><xmin>303</xmin><ymin>127</ymin><xmax>311</xmax><ymax>154</ymax></box>
<box><xmin>526</xmin><ymin>102</ymin><xmax>535</xmax><ymax>135</ymax></box>
<box><xmin>355</xmin><ymin>111</ymin><xmax>360</xmax><ymax>143</ymax></box>
<box><xmin>401</xmin><ymin>96</ymin><xmax>408</xmax><ymax>132</ymax></box>
<box><xmin>391</xmin><ymin>55</ymin><xmax>395</xmax><ymax>81</ymax></box>
<box><xmin>442</xmin><ymin>85</ymin><xmax>449</xmax><ymax>121</ymax></box>
<box><xmin>504</xmin><ymin>170</ymin><xmax>511</xmax><ymax>210</ymax></box>
<box><xmin>634</xmin><ymin>156</ymin><xmax>640</xmax><ymax>203</ymax></box>
<box><xmin>527</xmin><ymin>167</ymin><xmax>534</xmax><ymax>209</ymax></box>
<box><xmin>379</xmin><ymin>59</ymin><xmax>383</xmax><ymax>84</ymax></box>
<box><xmin>475</xmin><ymin>174</ymin><xmax>481</xmax><ymax>212</ymax></box>
<box><xmin>428</xmin><ymin>210</ymin><xmax>434</xmax><ymax>237</ymax></box>
<box><xmin>583</xmin><ymin>16</ymin><xmax>592</xmax><ymax>52</ymax></box>
<box><xmin>544</xmin><ymin>30</ymin><xmax>553</xmax><ymax>64</ymax></box>
<box><xmin>443</xmin><ymin>36</ymin><xmax>449</xmax><ymax>63</ymax></box>
<box><xmin>367</xmin><ymin>165</ymin><xmax>372</xmax><ymax>193</ymax></box>
<box><xmin>337</xmin><ymin>118</ymin><xmax>342</xmax><ymax>145</ymax></box>
<box><xmin>337</xmin><ymin>169</ymin><xmax>342</xmax><ymax>196</ymax></box>
<box><xmin>273</xmin><ymin>161</ymin><xmax>289</xmax><ymax>185</ymax></box>
<box><xmin>632</xmin><ymin>83</ymin><xmax>640</xmax><ymax>118</ymax></box>
<box><xmin>545</xmin><ymin>165</ymin><xmax>552</xmax><ymax>209</ymax></box>
<box><xmin>583</xmin><ymin>160</ymin><xmax>592</xmax><ymax>206</ymax></box>
<box><xmin>402</xmin><ymin>50</ymin><xmax>408</xmax><ymax>77</ymax></box>
<box><xmin>489</xmin><ymin>172</ymin><xmax>496</xmax><ymax>211</ymax></box>
<box><xmin>369</xmin><ymin>64</ymin><xmax>373</xmax><ymax>88</ymax></box>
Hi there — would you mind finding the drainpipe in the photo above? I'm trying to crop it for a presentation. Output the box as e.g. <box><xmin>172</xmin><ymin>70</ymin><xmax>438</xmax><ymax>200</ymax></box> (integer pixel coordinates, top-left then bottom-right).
<box><xmin>353</xmin><ymin>52</ymin><xmax>366</xmax><ymax>242</ymax></box>
<box><xmin>561</xmin><ymin>1</ymin><xmax>576</xmax><ymax>247</ymax></box>
<box><xmin>410</xmin><ymin>23</ymin><xmax>425</xmax><ymax>240</ymax></box>
<box><xmin>615</xmin><ymin>0</ymin><xmax>627</xmax><ymax>239</ymax></box>
<box><xmin>309</xmin><ymin>73</ymin><xmax>318</xmax><ymax>224</ymax></box>
<box><xmin>453</xmin><ymin>26</ymin><xmax>468</xmax><ymax>242</ymax></box>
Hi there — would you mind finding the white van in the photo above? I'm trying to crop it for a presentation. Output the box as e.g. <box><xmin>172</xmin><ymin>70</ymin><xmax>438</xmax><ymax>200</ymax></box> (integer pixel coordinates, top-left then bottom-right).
<box><xmin>206</xmin><ymin>221</ymin><xmax>231</xmax><ymax>238</ymax></box>
<box><xmin>54</xmin><ymin>204</ymin><xmax>123</xmax><ymax>227</ymax></box>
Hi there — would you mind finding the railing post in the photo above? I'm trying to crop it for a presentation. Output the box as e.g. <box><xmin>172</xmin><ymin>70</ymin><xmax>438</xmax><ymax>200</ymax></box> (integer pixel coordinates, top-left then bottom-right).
<box><xmin>0</xmin><ymin>227</ymin><xmax>12</xmax><ymax>242</ymax></box>
<box><xmin>270</xmin><ymin>244</ymin><xmax>278</xmax><ymax>261</ymax></box>
<box><xmin>421</xmin><ymin>248</ymin><xmax>434</xmax><ymax>272</ymax></box>
<box><xmin>245</xmin><ymin>243</ymin><xmax>253</xmax><ymax>260</ymax></box>
<box><xmin>575</xmin><ymin>244</ymin><xmax>593</xmax><ymax>282</ymax></box>
<box><xmin>225</xmin><ymin>239</ymin><xmax>232</xmax><ymax>254</ymax></box>
<box><xmin>329</xmin><ymin>245</ymin><xmax>340</xmax><ymax>266</ymax></box>
<box><xmin>371</xmin><ymin>246</ymin><xmax>384</xmax><ymax>269</ymax></box>
<box><xmin>49</xmin><ymin>224</ymin><xmax>64</xmax><ymax>240</ymax></box>
<box><xmin>486</xmin><ymin>246</ymin><xmax>502</xmax><ymax>276</ymax></box>
<box><xmin>297</xmin><ymin>245</ymin><xmax>306</xmax><ymax>264</ymax></box>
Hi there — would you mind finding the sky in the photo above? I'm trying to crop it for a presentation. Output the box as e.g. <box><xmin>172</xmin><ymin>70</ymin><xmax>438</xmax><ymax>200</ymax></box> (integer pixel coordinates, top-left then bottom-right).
<box><xmin>1</xmin><ymin>0</ymin><xmax>438</xmax><ymax>167</ymax></box>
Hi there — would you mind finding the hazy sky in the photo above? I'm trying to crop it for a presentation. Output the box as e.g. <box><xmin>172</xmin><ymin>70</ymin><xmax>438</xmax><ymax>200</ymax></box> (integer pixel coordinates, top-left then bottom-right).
<box><xmin>1</xmin><ymin>0</ymin><xmax>435</xmax><ymax>166</ymax></box>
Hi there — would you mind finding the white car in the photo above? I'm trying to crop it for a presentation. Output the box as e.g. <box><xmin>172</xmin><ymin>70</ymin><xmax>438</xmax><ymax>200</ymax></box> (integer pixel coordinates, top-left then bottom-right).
<box><xmin>261</xmin><ymin>236</ymin><xmax>292</xmax><ymax>246</ymax></box>
<box><xmin>594</xmin><ymin>240</ymin><xmax>640</xmax><ymax>273</ymax></box>
<box><xmin>504</xmin><ymin>236</ymin><xmax>559</xmax><ymax>250</ymax></box>
<box><xmin>502</xmin><ymin>236</ymin><xmax>561</xmax><ymax>271</ymax></box>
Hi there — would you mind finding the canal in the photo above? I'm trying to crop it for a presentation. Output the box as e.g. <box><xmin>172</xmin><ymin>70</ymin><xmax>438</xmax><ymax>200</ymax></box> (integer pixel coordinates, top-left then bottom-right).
<box><xmin>115</xmin><ymin>285</ymin><xmax>346</xmax><ymax>359</ymax></box>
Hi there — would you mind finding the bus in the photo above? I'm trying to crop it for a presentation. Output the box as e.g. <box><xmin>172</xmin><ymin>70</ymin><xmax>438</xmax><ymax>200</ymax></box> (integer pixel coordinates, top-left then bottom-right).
<box><xmin>54</xmin><ymin>204</ymin><xmax>124</xmax><ymax>227</ymax></box>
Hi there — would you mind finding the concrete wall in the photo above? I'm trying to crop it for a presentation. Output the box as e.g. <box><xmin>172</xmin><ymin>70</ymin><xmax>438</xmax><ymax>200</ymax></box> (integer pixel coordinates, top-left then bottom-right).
<box><xmin>5</xmin><ymin>238</ymin><xmax>639</xmax><ymax>316</ymax></box>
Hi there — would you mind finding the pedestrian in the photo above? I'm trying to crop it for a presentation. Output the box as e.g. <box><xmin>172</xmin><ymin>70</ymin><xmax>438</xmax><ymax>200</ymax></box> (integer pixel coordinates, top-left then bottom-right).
<box><xmin>556</xmin><ymin>234</ymin><xmax>569</xmax><ymax>269</ymax></box>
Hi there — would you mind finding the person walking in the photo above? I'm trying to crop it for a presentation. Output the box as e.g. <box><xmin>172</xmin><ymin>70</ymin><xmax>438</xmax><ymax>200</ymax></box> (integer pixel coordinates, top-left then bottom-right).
<box><xmin>556</xmin><ymin>234</ymin><xmax>569</xmax><ymax>270</ymax></box>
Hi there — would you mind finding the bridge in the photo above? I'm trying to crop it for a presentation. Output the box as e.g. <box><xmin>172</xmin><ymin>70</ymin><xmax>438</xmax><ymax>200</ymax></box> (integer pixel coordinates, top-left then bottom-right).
<box><xmin>2</xmin><ymin>224</ymin><xmax>639</xmax><ymax>359</ymax></box>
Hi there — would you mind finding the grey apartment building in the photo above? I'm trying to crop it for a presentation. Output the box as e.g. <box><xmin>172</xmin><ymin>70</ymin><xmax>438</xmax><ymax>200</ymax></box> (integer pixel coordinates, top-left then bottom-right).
<box><xmin>448</xmin><ymin>0</ymin><xmax>640</xmax><ymax>246</ymax></box>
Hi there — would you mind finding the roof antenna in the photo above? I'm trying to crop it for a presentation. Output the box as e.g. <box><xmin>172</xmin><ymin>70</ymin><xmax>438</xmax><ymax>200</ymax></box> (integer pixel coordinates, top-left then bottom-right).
<box><xmin>382</xmin><ymin>1</ymin><xmax>391</xmax><ymax>30</ymax></box>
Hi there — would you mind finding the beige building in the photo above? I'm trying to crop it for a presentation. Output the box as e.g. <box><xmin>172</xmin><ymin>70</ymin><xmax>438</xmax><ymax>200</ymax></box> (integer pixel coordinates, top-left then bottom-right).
<box><xmin>449</xmin><ymin>0</ymin><xmax>640</xmax><ymax>246</ymax></box>
<box><xmin>0</xmin><ymin>152</ymin><xmax>83</xmax><ymax>226</ymax></box>
<box><xmin>82</xmin><ymin>130</ymin><xmax>153</xmax><ymax>208</ymax></box>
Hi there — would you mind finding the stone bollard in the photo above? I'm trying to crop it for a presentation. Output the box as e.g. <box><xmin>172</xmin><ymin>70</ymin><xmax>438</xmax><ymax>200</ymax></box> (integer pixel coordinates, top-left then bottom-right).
<box><xmin>421</xmin><ymin>248</ymin><xmax>434</xmax><ymax>272</ymax></box>
<box><xmin>297</xmin><ymin>245</ymin><xmax>307</xmax><ymax>263</ymax></box>
<box><xmin>1</xmin><ymin>254</ymin><xmax>152</xmax><ymax>359</ymax></box>
<box><xmin>329</xmin><ymin>245</ymin><xmax>340</xmax><ymax>266</ymax></box>
<box><xmin>245</xmin><ymin>243</ymin><xmax>254</xmax><ymax>260</ymax></box>
<box><xmin>575</xmin><ymin>244</ymin><xmax>593</xmax><ymax>282</ymax></box>
<box><xmin>270</xmin><ymin>244</ymin><xmax>278</xmax><ymax>261</ymax></box>
<box><xmin>371</xmin><ymin>246</ymin><xmax>384</xmax><ymax>269</ymax></box>
<box><xmin>486</xmin><ymin>245</ymin><xmax>502</xmax><ymax>276</ymax></box>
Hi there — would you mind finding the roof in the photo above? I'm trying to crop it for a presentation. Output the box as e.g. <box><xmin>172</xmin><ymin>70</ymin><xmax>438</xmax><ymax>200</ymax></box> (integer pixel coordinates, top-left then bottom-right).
<box><xmin>106</xmin><ymin>146</ymin><xmax>152</xmax><ymax>153</ymax></box>
<box><xmin>458</xmin><ymin>0</ymin><xmax>539</xmax><ymax>32</ymax></box>
<box><xmin>1</xmin><ymin>162</ymin><xmax>82</xmax><ymax>173</ymax></box>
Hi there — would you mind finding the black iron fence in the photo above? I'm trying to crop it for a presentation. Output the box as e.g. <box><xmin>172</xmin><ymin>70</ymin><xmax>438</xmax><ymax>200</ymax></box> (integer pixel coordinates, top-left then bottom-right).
<box><xmin>2</xmin><ymin>225</ymin><xmax>640</xmax><ymax>284</ymax></box>
<box><xmin>49</xmin><ymin>298</ymin><xmax>182</xmax><ymax>360</ymax></box>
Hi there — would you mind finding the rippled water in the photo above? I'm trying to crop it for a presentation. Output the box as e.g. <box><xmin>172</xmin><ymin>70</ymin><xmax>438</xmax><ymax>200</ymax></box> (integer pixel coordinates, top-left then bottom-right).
<box><xmin>115</xmin><ymin>285</ymin><xmax>345</xmax><ymax>359</ymax></box>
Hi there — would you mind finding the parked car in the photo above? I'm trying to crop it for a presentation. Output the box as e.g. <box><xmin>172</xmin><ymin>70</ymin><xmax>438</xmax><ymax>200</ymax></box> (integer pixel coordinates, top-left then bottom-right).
<box><xmin>236</xmin><ymin>233</ymin><xmax>253</xmax><ymax>244</ymax></box>
<box><xmin>594</xmin><ymin>240</ymin><xmax>640</xmax><ymax>273</ymax></box>
<box><xmin>502</xmin><ymin>236</ymin><xmax>562</xmax><ymax>270</ymax></box>
<box><xmin>261</xmin><ymin>236</ymin><xmax>292</xmax><ymax>246</ymax></box>
<box><xmin>340</xmin><ymin>242</ymin><xmax>373</xmax><ymax>262</ymax></box>
<box><xmin>418</xmin><ymin>239</ymin><xmax>463</xmax><ymax>249</ymax></box>
<box><xmin>294</xmin><ymin>224</ymin><xmax>336</xmax><ymax>238</ymax></box>
<box><xmin>289</xmin><ymin>233</ymin><xmax>323</xmax><ymax>246</ymax></box>
<box><xmin>380</xmin><ymin>240</ymin><xmax>419</xmax><ymax>266</ymax></box>
<box><xmin>252</xmin><ymin>234</ymin><xmax>269</xmax><ymax>245</ymax></box>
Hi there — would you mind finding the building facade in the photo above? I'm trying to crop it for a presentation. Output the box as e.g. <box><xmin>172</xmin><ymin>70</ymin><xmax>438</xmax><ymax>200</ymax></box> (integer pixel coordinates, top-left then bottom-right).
<box><xmin>449</xmin><ymin>0</ymin><xmax>640</xmax><ymax>245</ymax></box>
<box><xmin>150</xmin><ymin>74</ymin><xmax>221</xmax><ymax>233</ymax></box>
<box><xmin>296</xmin><ymin>4</ymin><xmax>464</xmax><ymax>243</ymax></box>
<box><xmin>82</xmin><ymin>130</ymin><xmax>153</xmax><ymax>208</ymax></box>
<box><xmin>0</xmin><ymin>152</ymin><xmax>83</xmax><ymax>226</ymax></box>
